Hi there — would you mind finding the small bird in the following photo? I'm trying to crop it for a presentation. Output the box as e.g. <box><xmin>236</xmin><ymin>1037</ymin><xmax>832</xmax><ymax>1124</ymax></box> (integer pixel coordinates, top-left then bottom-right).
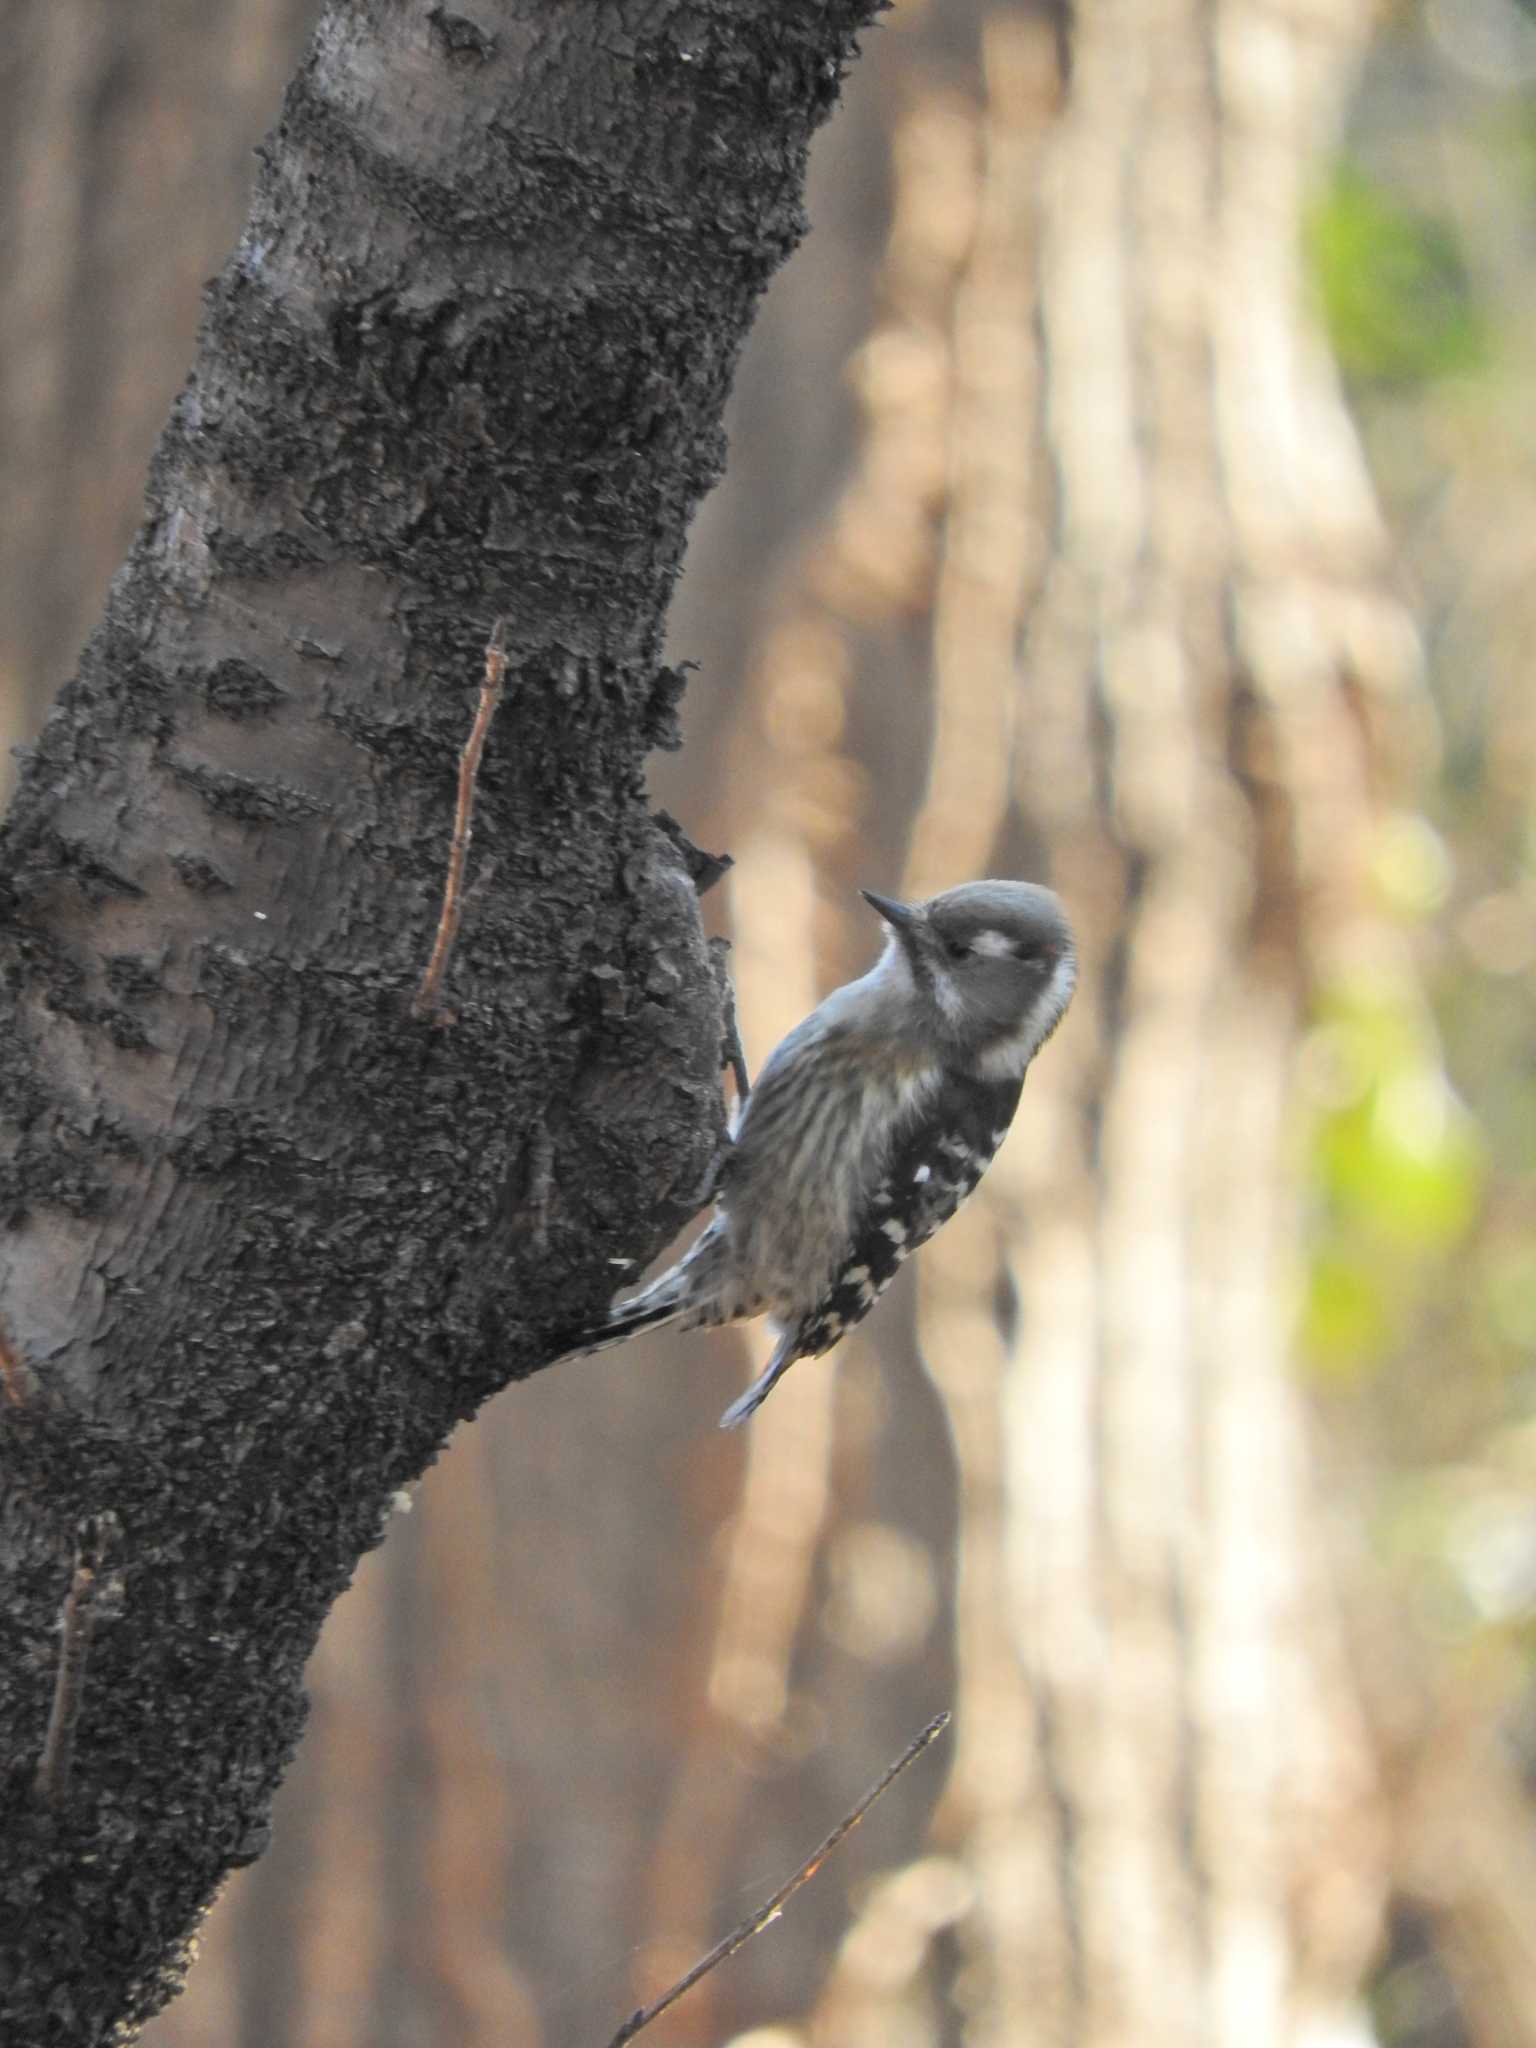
<box><xmin>569</xmin><ymin>880</ymin><xmax>1077</xmax><ymax>1427</ymax></box>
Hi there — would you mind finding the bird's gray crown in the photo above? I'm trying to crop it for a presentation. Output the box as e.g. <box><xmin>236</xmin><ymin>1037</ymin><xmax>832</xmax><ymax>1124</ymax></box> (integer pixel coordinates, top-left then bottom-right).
<box><xmin>921</xmin><ymin>880</ymin><xmax>1073</xmax><ymax>960</ymax></box>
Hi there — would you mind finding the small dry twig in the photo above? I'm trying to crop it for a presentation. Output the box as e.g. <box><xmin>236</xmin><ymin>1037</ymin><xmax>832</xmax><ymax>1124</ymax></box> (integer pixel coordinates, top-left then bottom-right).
<box><xmin>0</xmin><ymin>1318</ymin><xmax>35</xmax><ymax>1407</ymax></box>
<box><xmin>603</xmin><ymin>1709</ymin><xmax>951</xmax><ymax>2047</ymax></box>
<box><xmin>413</xmin><ymin>617</ymin><xmax>509</xmax><ymax>1023</ymax></box>
<box><xmin>35</xmin><ymin>1515</ymin><xmax>122</xmax><ymax>1810</ymax></box>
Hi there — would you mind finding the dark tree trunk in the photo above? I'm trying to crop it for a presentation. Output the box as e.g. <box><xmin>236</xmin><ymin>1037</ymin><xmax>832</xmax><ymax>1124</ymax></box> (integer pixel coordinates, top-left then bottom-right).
<box><xmin>0</xmin><ymin>3</ymin><xmax>879</xmax><ymax>2039</ymax></box>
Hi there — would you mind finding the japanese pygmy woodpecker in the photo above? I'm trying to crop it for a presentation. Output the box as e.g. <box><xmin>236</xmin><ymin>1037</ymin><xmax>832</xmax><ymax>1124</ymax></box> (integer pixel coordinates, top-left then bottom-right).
<box><xmin>563</xmin><ymin>879</ymin><xmax>1076</xmax><ymax>1426</ymax></box>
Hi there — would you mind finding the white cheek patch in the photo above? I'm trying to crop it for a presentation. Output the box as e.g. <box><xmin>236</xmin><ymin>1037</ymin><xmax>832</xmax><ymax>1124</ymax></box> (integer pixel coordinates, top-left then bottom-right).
<box><xmin>970</xmin><ymin>929</ymin><xmax>1016</xmax><ymax>958</ymax></box>
<box><xmin>931</xmin><ymin>965</ymin><xmax>967</xmax><ymax>1023</ymax></box>
<box><xmin>975</xmin><ymin>950</ymin><xmax>1079</xmax><ymax>1080</ymax></box>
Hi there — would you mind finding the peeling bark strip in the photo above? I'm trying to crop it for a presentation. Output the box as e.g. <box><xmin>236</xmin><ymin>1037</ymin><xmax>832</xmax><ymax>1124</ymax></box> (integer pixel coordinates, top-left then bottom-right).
<box><xmin>0</xmin><ymin>4</ymin><xmax>880</xmax><ymax>2040</ymax></box>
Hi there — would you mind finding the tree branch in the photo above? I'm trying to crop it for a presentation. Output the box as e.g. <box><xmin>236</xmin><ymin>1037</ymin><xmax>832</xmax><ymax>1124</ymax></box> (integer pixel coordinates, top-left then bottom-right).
<box><xmin>605</xmin><ymin>1711</ymin><xmax>952</xmax><ymax>2046</ymax></box>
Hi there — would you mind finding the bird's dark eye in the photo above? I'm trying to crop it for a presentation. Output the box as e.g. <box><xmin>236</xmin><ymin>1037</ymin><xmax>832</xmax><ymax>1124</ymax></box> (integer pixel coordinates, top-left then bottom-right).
<box><xmin>943</xmin><ymin>937</ymin><xmax>970</xmax><ymax>962</ymax></box>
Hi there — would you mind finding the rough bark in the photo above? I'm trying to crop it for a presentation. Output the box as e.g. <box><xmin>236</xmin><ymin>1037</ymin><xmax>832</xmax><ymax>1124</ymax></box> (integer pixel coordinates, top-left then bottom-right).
<box><xmin>0</xmin><ymin>2</ymin><xmax>879</xmax><ymax>2040</ymax></box>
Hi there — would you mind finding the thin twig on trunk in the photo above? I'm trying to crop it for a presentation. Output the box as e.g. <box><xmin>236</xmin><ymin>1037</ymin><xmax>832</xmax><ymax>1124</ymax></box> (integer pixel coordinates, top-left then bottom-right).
<box><xmin>413</xmin><ymin>618</ymin><xmax>509</xmax><ymax>1023</ymax></box>
<box><xmin>35</xmin><ymin>1516</ymin><xmax>122</xmax><ymax>1810</ymax></box>
<box><xmin>0</xmin><ymin>1319</ymin><xmax>35</xmax><ymax>1407</ymax></box>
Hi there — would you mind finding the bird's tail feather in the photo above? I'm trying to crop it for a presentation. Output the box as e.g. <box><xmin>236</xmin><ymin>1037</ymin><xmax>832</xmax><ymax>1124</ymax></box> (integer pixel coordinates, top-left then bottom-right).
<box><xmin>564</xmin><ymin>1287</ymin><xmax>686</xmax><ymax>1359</ymax></box>
<box><xmin>555</xmin><ymin>1256</ymin><xmax>700</xmax><ymax>1361</ymax></box>
<box><xmin>718</xmin><ymin>1331</ymin><xmax>799</xmax><ymax>1430</ymax></box>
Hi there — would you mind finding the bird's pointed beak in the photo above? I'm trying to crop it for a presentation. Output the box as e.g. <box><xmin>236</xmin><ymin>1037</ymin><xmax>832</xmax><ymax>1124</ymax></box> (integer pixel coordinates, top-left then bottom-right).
<box><xmin>860</xmin><ymin>888</ymin><xmax>921</xmax><ymax>935</ymax></box>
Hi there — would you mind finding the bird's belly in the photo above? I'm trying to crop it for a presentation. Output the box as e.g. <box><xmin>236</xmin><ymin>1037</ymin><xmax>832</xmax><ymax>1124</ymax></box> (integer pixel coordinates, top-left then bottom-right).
<box><xmin>723</xmin><ymin>1068</ymin><xmax>932</xmax><ymax>1319</ymax></box>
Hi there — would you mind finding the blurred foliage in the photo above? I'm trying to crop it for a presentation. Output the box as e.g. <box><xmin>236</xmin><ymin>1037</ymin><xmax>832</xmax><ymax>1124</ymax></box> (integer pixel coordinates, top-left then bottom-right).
<box><xmin>1300</xmin><ymin>8</ymin><xmax>1536</xmax><ymax>1419</ymax></box>
<box><xmin>1305</xmin><ymin>10</ymin><xmax>1536</xmax><ymax>2036</ymax></box>
<box><xmin>1300</xmin><ymin>960</ymin><xmax>1485</xmax><ymax>1384</ymax></box>
<box><xmin>1309</xmin><ymin>166</ymin><xmax>1487</xmax><ymax>386</ymax></box>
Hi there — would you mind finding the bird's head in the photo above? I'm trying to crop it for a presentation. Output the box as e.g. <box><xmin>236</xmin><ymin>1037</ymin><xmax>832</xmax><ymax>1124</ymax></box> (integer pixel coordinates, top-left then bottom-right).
<box><xmin>861</xmin><ymin>879</ymin><xmax>1077</xmax><ymax>1077</ymax></box>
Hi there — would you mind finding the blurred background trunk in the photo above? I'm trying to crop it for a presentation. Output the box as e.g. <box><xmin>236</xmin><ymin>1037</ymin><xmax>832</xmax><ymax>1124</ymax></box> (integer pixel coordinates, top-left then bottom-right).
<box><xmin>0</xmin><ymin>1</ymin><xmax>316</xmax><ymax>775</ymax></box>
<box><xmin>6</xmin><ymin>3</ymin><xmax>1533</xmax><ymax>2046</ymax></box>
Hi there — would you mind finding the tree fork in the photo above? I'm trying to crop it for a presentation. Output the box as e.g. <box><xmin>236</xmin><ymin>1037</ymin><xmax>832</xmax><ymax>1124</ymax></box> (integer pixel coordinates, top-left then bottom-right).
<box><xmin>0</xmin><ymin>3</ymin><xmax>880</xmax><ymax>2039</ymax></box>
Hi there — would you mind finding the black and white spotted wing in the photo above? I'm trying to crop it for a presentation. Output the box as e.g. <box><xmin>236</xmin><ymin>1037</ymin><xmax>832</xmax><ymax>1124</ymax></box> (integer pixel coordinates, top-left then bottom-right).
<box><xmin>791</xmin><ymin>1069</ymin><xmax>1025</xmax><ymax>1360</ymax></box>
